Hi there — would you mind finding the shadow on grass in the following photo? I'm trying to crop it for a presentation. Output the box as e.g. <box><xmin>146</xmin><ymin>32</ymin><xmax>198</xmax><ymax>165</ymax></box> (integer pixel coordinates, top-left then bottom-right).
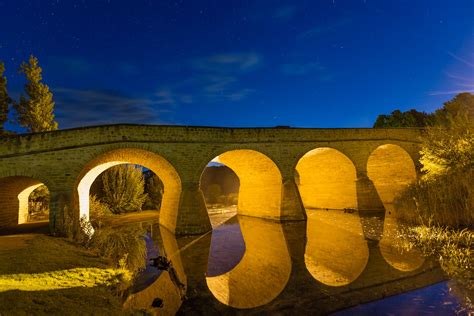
<box><xmin>0</xmin><ymin>287</ymin><xmax>125</xmax><ymax>316</ymax></box>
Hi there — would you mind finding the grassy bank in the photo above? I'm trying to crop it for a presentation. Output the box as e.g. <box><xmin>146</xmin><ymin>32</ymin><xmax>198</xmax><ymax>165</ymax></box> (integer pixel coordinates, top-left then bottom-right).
<box><xmin>393</xmin><ymin>167</ymin><xmax>473</xmax><ymax>310</ymax></box>
<box><xmin>0</xmin><ymin>234</ymin><xmax>131</xmax><ymax>315</ymax></box>
<box><xmin>394</xmin><ymin>168</ymin><xmax>473</xmax><ymax>228</ymax></box>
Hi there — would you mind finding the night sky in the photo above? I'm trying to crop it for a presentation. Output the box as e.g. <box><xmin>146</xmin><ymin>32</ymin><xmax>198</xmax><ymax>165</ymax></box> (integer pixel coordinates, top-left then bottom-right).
<box><xmin>1</xmin><ymin>0</ymin><xmax>473</xmax><ymax>131</ymax></box>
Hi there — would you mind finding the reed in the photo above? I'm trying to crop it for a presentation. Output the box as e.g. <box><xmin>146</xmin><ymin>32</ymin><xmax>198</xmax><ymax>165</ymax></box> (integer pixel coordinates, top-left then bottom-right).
<box><xmin>394</xmin><ymin>168</ymin><xmax>474</xmax><ymax>229</ymax></box>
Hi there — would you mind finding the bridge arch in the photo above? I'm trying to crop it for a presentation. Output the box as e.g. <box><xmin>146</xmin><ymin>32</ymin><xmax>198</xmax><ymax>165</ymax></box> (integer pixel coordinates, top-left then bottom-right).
<box><xmin>367</xmin><ymin>144</ymin><xmax>417</xmax><ymax>205</ymax></box>
<box><xmin>199</xmin><ymin>149</ymin><xmax>283</xmax><ymax>219</ymax></box>
<box><xmin>0</xmin><ymin>174</ymin><xmax>50</xmax><ymax>228</ymax></box>
<box><xmin>74</xmin><ymin>148</ymin><xmax>182</xmax><ymax>233</ymax></box>
<box><xmin>295</xmin><ymin>147</ymin><xmax>358</xmax><ymax>211</ymax></box>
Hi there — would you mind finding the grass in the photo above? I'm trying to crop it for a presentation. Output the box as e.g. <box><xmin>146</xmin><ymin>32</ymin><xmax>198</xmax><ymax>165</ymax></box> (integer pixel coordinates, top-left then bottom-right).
<box><xmin>393</xmin><ymin>165</ymin><xmax>473</xmax><ymax>311</ymax></box>
<box><xmin>394</xmin><ymin>168</ymin><xmax>473</xmax><ymax>228</ymax></box>
<box><xmin>0</xmin><ymin>268</ymin><xmax>126</xmax><ymax>292</ymax></box>
<box><xmin>0</xmin><ymin>234</ymin><xmax>132</xmax><ymax>315</ymax></box>
<box><xmin>396</xmin><ymin>225</ymin><xmax>474</xmax><ymax>312</ymax></box>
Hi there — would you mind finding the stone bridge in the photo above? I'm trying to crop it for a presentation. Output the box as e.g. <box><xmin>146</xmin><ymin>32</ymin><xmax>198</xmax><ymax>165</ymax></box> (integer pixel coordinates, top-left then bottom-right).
<box><xmin>0</xmin><ymin>124</ymin><xmax>424</xmax><ymax>235</ymax></box>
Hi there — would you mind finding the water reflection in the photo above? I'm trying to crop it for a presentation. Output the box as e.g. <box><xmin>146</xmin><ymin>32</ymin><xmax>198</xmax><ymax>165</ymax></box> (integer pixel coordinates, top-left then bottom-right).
<box><xmin>121</xmin><ymin>207</ymin><xmax>445</xmax><ymax>314</ymax></box>
<box><xmin>379</xmin><ymin>205</ymin><xmax>425</xmax><ymax>272</ymax></box>
<box><xmin>206</xmin><ymin>216</ymin><xmax>292</xmax><ymax>309</ymax></box>
<box><xmin>206</xmin><ymin>216</ymin><xmax>245</xmax><ymax>277</ymax></box>
<box><xmin>305</xmin><ymin>209</ymin><xmax>369</xmax><ymax>286</ymax></box>
<box><xmin>124</xmin><ymin>224</ymin><xmax>186</xmax><ymax>315</ymax></box>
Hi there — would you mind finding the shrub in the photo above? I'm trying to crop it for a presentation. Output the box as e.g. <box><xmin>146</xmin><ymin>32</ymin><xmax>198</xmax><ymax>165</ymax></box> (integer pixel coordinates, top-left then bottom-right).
<box><xmin>100</xmin><ymin>165</ymin><xmax>147</xmax><ymax>214</ymax></box>
<box><xmin>143</xmin><ymin>174</ymin><xmax>163</xmax><ymax>210</ymax></box>
<box><xmin>206</xmin><ymin>184</ymin><xmax>222</xmax><ymax>204</ymax></box>
<box><xmin>89</xmin><ymin>195</ymin><xmax>112</xmax><ymax>228</ymax></box>
<box><xmin>394</xmin><ymin>168</ymin><xmax>474</xmax><ymax>228</ymax></box>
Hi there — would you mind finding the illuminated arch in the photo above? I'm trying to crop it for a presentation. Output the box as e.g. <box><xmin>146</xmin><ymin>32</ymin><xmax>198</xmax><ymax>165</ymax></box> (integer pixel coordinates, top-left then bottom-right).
<box><xmin>379</xmin><ymin>206</ymin><xmax>425</xmax><ymax>272</ymax></box>
<box><xmin>206</xmin><ymin>216</ymin><xmax>291</xmax><ymax>309</ymax></box>
<box><xmin>367</xmin><ymin>144</ymin><xmax>417</xmax><ymax>204</ymax></box>
<box><xmin>75</xmin><ymin>148</ymin><xmax>182</xmax><ymax>233</ymax></box>
<box><xmin>0</xmin><ymin>176</ymin><xmax>49</xmax><ymax>227</ymax></box>
<box><xmin>305</xmin><ymin>210</ymin><xmax>369</xmax><ymax>286</ymax></box>
<box><xmin>295</xmin><ymin>147</ymin><xmax>357</xmax><ymax>210</ymax></box>
<box><xmin>208</xmin><ymin>149</ymin><xmax>283</xmax><ymax>219</ymax></box>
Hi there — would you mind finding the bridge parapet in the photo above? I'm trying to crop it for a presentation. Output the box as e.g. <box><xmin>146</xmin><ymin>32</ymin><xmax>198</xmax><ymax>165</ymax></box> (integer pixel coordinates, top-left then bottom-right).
<box><xmin>0</xmin><ymin>124</ymin><xmax>424</xmax><ymax>235</ymax></box>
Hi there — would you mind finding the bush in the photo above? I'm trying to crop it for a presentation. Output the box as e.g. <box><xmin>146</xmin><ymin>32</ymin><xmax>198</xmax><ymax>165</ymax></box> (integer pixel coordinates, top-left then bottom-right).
<box><xmin>100</xmin><ymin>165</ymin><xmax>147</xmax><ymax>214</ymax></box>
<box><xmin>28</xmin><ymin>185</ymin><xmax>49</xmax><ymax>221</ymax></box>
<box><xmin>394</xmin><ymin>168</ymin><xmax>474</xmax><ymax>228</ymax></box>
<box><xmin>143</xmin><ymin>174</ymin><xmax>163</xmax><ymax>210</ymax></box>
<box><xmin>206</xmin><ymin>184</ymin><xmax>222</xmax><ymax>204</ymax></box>
<box><xmin>89</xmin><ymin>195</ymin><xmax>112</xmax><ymax>228</ymax></box>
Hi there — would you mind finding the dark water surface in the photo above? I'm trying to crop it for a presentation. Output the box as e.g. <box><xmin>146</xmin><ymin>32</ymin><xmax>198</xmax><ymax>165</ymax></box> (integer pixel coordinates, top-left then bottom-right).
<box><xmin>333</xmin><ymin>281</ymin><xmax>468</xmax><ymax>316</ymax></box>
<box><xmin>126</xmin><ymin>209</ymin><xmax>466</xmax><ymax>315</ymax></box>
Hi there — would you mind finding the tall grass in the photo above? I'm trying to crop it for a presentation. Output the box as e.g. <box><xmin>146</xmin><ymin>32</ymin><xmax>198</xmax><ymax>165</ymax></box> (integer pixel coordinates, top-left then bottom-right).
<box><xmin>394</xmin><ymin>168</ymin><xmax>474</xmax><ymax>228</ymax></box>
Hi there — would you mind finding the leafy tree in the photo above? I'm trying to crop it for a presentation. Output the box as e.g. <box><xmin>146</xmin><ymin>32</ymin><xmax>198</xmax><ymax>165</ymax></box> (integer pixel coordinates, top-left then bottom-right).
<box><xmin>143</xmin><ymin>172</ymin><xmax>164</xmax><ymax>210</ymax></box>
<box><xmin>100</xmin><ymin>165</ymin><xmax>147</xmax><ymax>214</ymax></box>
<box><xmin>420</xmin><ymin>93</ymin><xmax>474</xmax><ymax>179</ymax></box>
<box><xmin>373</xmin><ymin>109</ymin><xmax>435</xmax><ymax>128</ymax></box>
<box><xmin>0</xmin><ymin>61</ymin><xmax>12</xmax><ymax>134</ymax></box>
<box><xmin>434</xmin><ymin>92</ymin><xmax>474</xmax><ymax>127</ymax></box>
<box><xmin>14</xmin><ymin>55</ymin><xmax>58</xmax><ymax>132</ymax></box>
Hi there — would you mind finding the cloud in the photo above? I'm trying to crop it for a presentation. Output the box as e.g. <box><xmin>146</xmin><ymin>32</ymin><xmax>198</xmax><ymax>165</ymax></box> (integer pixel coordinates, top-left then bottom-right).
<box><xmin>273</xmin><ymin>5</ymin><xmax>297</xmax><ymax>20</ymax></box>
<box><xmin>191</xmin><ymin>53</ymin><xmax>262</xmax><ymax>73</ymax></box>
<box><xmin>280</xmin><ymin>62</ymin><xmax>325</xmax><ymax>75</ymax></box>
<box><xmin>153</xmin><ymin>52</ymin><xmax>261</xmax><ymax>106</ymax></box>
<box><xmin>299</xmin><ymin>17</ymin><xmax>352</xmax><ymax>38</ymax></box>
<box><xmin>53</xmin><ymin>88</ymin><xmax>171</xmax><ymax>128</ymax></box>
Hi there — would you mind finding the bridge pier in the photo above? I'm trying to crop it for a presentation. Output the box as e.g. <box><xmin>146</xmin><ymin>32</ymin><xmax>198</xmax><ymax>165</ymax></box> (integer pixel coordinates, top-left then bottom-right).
<box><xmin>49</xmin><ymin>189</ymin><xmax>74</xmax><ymax>236</ymax></box>
<box><xmin>280</xmin><ymin>177</ymin><xmax>306</xmax><ymax>220</ymax></box>
<box><xmin>174</xmin><ymin>182</ymin><xmax>212</xmax><ymax>235</ymax></box>
<box><xmin>355</xmin><ymin>173</ymin><xmax>385</xmax><ymax>241</ymax></box>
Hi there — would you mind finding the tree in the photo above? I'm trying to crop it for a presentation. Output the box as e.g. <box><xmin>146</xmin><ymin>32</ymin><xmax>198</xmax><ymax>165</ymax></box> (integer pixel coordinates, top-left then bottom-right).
<box><xmin>100</xmin><ymin>165</ymin><xmax>147</xmax><ymax>214</ymax></box>
<box><xmin>434</xmin><ymin>92</ymin><xmax>474</xmax><ymax>127</ymax></box>
<box><xmin>420</xmin><ymin>93</ymin><xmax>474</xmax><ymax>179</ymax></box>
<box><xmin>14</xmin><ymin>55</ymin><xmax>58</xmax><ymax>132</ymax></box>
<box><xmin>373</xmin><ymin>109</ymin><xmax>435</xmax><ymax>128</ymax></box>
<box><xmin>144</xmin><ymin>173</ymin><xmax>164</xmax><ymax>210</ymax></box>
<box><xmin>0</xmin><ymin>61</ymin><xmax>12</xmax><ymax>134</ymax></box>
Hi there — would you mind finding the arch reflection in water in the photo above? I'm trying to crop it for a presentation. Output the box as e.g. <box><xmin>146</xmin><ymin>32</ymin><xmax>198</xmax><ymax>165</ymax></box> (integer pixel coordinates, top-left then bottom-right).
<box><xmin>379</xmin><ymin>205</ymin><xmax>425</xmax><ymax>272</ymax></box>
<box><xmin>124</xmin><ymin>225</ymin><xmax>186</xmax><ymax>315</ymax></box>
<box><xmin>305</xmin><ymin>210</ymin><xmax>369</xmax><ymax>286</ymax></box>
<box><xmin>206</xmin><ymin>215</ymin><xmax>291</xmax><ymax>309</ymax></box>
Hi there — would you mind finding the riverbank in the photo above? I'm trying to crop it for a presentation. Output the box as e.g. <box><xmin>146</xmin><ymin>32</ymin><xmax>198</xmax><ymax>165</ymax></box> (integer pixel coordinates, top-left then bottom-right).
<box><xmin>0</xmin><ymin>233</ymin><xmax>129</xmax><ymax>315</ymax></box>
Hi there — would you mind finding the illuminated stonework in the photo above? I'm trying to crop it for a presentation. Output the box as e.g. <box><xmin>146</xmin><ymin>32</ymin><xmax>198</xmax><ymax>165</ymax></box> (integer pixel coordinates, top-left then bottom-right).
<box><xmin>0</xmin><ymin>176</ymin><xmax>44</xmax><ymax>226</ymax></box>
<box><xmin>217</xmin><ymin>150</ymin><xmax>282</xmax><ymax>219</ymax></box>
<box><xmin>0</xmin><ymin>125</ymin><xmax>423</xmax><ymax>234</ymax></box>
<box><xmin>75</xmin><ymin>148</ymin><xmax>182</xmax><ymax>233</ymax></box>
<box><xmin>367</xmin><ymin>144</ymin><xmax>417</xmax><ymax>204</ymax></box>
<box><xmin>296</xmin><ymin>148</ymin><xmax>357</xmax><ymax>210</ymax></box>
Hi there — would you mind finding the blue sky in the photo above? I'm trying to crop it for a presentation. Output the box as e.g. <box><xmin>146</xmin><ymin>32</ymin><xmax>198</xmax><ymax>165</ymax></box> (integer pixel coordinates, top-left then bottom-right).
<box><xmin>0</xmin><ymin>0</ymin><xmax>473</xmax><ymax>130</ymax></box>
